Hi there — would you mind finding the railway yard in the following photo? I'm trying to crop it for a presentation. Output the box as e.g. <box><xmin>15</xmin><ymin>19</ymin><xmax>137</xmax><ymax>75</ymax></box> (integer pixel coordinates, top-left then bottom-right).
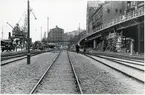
<box><xmin>1</xmin><ymin>0</ymin><xmax>144</xmax><ymax>94</ymax></box>
<box><xmin>1</xmin><ymin>50</ymin><xmax>144</xmax><ymax>94</ymax></box>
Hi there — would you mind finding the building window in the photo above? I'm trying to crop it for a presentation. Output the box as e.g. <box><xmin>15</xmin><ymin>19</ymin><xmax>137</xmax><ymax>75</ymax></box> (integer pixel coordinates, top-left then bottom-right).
<box><xmin>115</xmin><ymin>9</ymin><xmax>118</xmax><ymax>13</ymax></box>
<box><xmin>120</xmin><ymin>9</ymin><xmax>122</xmax><ymax>13</ymax></box>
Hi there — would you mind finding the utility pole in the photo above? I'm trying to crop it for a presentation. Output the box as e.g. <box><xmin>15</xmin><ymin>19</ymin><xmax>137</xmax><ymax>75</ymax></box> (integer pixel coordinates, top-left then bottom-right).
<box><xmin>47</xmin><ymin>17</ymin><xmax>49</xmax><ymax>37</ymax></box>
<box><xmin>27</xmin><ymin>0</ymin><xmax>30</xmax><ymax>64</ymax></box>
<box><xmin>79</xmin><ymin>23</ymin><xmax>80</xmax><ymax>33</ymax></box>
<box><xmin>41</xmin><ymin>26</ymin><xmax>42</xmax><ymax>41</ymax></box>
<box><xmin>78</xmin><ymin>23</ymin><xmax>81</xmax><ymax>41</ymax></box>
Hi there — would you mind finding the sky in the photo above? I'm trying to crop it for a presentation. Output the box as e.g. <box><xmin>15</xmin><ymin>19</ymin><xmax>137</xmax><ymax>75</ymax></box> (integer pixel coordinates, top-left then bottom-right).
<box><xmin>0</xmin><ymin>0</ymin><xmax>89</xmax><ymax>42</ymax></box>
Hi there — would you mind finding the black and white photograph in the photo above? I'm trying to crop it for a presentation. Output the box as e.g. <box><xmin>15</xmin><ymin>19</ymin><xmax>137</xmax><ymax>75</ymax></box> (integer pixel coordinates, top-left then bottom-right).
<box><xmin>0</xmin><ymin>0</ymin><xmax>144</xmax><ymax>94</ymax></box>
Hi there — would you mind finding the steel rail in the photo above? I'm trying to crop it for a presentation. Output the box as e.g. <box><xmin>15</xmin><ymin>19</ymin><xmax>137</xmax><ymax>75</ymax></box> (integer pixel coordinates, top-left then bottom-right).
<box><xmin>67</xmin><ymin>51</ymin><xmax>83</xmax><ymax>94</ymax></box>
<box><xmin>29</xmin><ymin>51</ymin><xmax>61</xmax><ymax>94</ymax></box>
<box><xmin>85</xmin><ymin>54</ymin><xmax>144</xmax><ymax>84</ymax></box>
<box><xmin>98</xmin><ymin>55</ymin><xmax>144</xmax><ymax>64</ymax></box>
<box><xmin>1</xmin><ymin>56</ymin><xmax>27</xmax><ymax>66</ymax></box>
<box><xmin>1</xmin><ymin>53</ymin><xmax>26</xmax><ymax>61</ymax></box>
<box><xmin>96</xmin><ymin>55</ymin><xmax>144</xmax><ymax>72</ymax></box>
<box><xmin>1</xmin><ymin>52</ymin><xmax>44</xmax><ymax>66</ymax></box>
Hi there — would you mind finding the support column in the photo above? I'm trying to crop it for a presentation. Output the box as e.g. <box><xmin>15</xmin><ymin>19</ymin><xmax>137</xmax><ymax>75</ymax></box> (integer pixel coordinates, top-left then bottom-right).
<box><xmin>137</xmin><ymin>24</ymin><xmax>141</xmax><ymax>54</ymax></box>
<box><xmin>130</xmin><ymin>39</ymin><xmax>134</xmax><ymax>55</ymax></box>
<box><xmin>93</xmin><ymin>39</ymin><xmax>96</xmax><ymax>49</ymax></box>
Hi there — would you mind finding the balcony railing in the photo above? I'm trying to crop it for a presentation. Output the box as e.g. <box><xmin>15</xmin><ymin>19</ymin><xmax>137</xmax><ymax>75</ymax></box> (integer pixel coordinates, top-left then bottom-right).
<box><xmin>95</xmin><ymin>6</ymin><xmax>144</xmax><ymax>32</ymax></box>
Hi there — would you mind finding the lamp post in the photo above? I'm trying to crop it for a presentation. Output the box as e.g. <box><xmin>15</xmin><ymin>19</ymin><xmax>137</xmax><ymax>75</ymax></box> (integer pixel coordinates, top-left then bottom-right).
<box><xmin>27</xmin><ymin>0</ymin><xmax>30</xmax><ymax>64</ymax></box>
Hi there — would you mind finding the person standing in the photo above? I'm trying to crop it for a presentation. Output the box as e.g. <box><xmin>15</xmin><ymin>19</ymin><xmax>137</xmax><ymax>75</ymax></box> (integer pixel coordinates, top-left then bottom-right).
<box><xmin>76</xmin><ymin>44</ymin><xmax>80</xmax><ymax>53</ymax></box>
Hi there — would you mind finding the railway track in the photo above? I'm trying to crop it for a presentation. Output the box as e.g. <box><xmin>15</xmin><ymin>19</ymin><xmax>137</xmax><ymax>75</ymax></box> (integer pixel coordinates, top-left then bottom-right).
<box><xmin>1</xmin><ymin>53</ymin><xmax>26</xmax><ymax>61</ymax></box>
<box><xmin>84</xmin><ymin>54</ymin><xmax>144</xmax><ymax>83</ymax></box>
<box><xmin>29</xmin><ymin>50</ymin><xmax>82</xmax><ymax>94</ymax></box>
<box><xmin>1</xmin><ymin>52</ymin><xmax>45</xmax><ymax>66</ymax></box>
<box><xmin>97</xmin><ymin>55</ymin><xmax>144</xmax><ymax>72</ymax></box>
<box><xmin>1</xmin><ymin>50</ymin><xmax>48</xmax><ymax>61</ymax></box>
<box><xmin>99</xmin><ymin>55</ymin><xmax>144</xmax><ymax>64</ymax></box>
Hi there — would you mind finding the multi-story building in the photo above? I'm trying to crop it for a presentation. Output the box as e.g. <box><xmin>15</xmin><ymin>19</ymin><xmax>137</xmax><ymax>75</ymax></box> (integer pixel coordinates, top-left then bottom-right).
<box><xmin>92</xmin><ymin>1</ymin><xmax>126</xmax><ymax>32</ymax></box>
<box><xmin>83</xmin><ymin>1</ymin><xmax>144</xmax><ymax>53</ymax></box>
<box><xmin>47</xmin><ymin>25</ymin><xmax>64</xmax><ymax>44</ymax></box>
<box><xmin>125</xmin><ymin>1</ymin><xmax>144</xmax><ymax>13</ymax></box>
<box><xmin>92</xmin><ymin>5</ymin><xmax>103</xmax><ymax>31</ymax></box>
<box><xmin>86</xmin><ymin>1</ymin><xmax>104</xmax><ymax>34</ymax></box>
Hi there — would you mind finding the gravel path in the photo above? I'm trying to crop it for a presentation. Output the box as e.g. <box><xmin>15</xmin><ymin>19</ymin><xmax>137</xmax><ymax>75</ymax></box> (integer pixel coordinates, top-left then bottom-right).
<box><xmin>69</xmin><ymin>51</ymin><xmax>144</xmax><ymax>94</ymax></box>
<box><xmin>1</xmin><ymin>52</ymin><xmax>58</xmax><ymax>94</ymax></box>
<box><xmin>34</xmin><ymin>50</ymin><xmax>78</xmax><ymax>94</ymax></box>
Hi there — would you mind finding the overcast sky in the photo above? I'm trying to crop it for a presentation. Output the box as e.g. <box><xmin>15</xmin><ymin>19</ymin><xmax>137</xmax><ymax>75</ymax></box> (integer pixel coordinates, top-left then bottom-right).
<box><xmin>0</xmin><ymin>0</ymin><xmax>89</xmax><ymax>42</ymax></box>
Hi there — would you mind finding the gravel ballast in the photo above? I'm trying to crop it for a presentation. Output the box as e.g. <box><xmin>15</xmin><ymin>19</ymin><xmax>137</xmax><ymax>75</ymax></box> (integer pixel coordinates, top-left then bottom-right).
<box><xmin>34</xmin><ymin>50</ymin><xmax>78</xmax><ymax>94</ymax></box>
<box><xmin>69</xmin><ymin>51</ymin><xmax>144</xmax><ymax>94</ymax></box>
<box><xmin>1</xmin><ymin>52</ymin><xmax>58</xmax><ymax>94</ymax></box>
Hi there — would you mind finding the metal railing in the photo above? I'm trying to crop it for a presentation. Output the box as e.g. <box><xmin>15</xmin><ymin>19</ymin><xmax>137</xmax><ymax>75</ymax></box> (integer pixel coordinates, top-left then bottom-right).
<box><xmin>96</xmin><ymin>7</ymin><xmax>144</xmax><ymax>32</ymax></box>
<box><xmin>79</xmin><ymin>7</ymin><xmax>144</xmax><ymax>44</ymax></box>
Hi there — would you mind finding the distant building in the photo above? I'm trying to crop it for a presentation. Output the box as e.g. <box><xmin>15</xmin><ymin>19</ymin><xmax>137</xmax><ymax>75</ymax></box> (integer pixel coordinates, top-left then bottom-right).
<box><xmin>47</xmin><ymin>25</ymin><xmax>64</xmax><ymax>45</ymax></box>
<box><xmin>65</xmin><ymin>29</ymin><xmax>85</xmax><ymax>38</ymax></box>
<box><xmin>63</xmin><ymin>29</ymin><xmax>86</xmax><ymax>45</ymax></box>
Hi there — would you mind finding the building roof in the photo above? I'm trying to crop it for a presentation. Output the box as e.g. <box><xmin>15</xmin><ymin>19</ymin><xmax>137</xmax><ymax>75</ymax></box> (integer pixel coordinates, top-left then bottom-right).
<box><xmin>50</xmin><ymin>25</ymin><xmax>64</xmax><ymax>31</ymax></box>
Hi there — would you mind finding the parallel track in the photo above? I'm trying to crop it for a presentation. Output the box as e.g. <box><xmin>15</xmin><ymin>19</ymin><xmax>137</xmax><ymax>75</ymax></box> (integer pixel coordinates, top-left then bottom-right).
<box><xmin>84</xmin><ymin>54</ymin><xmax>144</xmax><ymax>84</ymax></box>
<box><xmin>99</xmin><ymin>55</ymin><xmax>144</xmax><ymax>66</ymax></box>
<box><xmin>96</xmin><ymin>55</ymin><xmax>144</xmax><ymax>72</ymax></box>
<box><xmin>1</xmin><ymin>56</ymin><xmax>27</xmax><ymax>66</ymax></box>
<box><xmin>29</xmin><ymin>50</ymin><xmax>83</xmax><ymax>94</ymax></box>
<box><xmin>1</xmin><ymin>52</ymin><xmax>44</xmax><ymax>66</ymax></box>
<box><xmin>1</xmin><ymin>53</ymin><xmax>26</xmax><ymax>61</ymax></box>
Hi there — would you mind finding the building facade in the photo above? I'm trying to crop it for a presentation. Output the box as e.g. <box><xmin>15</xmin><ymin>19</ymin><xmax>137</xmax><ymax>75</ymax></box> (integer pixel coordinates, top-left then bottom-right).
<box><xmin>92</xmin><ymin>1</ymin><xmax>126</xmax><ymax>32</ymax></box>
<box><xmin>125</xmin><ymin>1</ymin><xmax>144</xmax><ymax>13</ymax></box>
<box><xmin>47</xmin><ymin>26</ymin><xmax>64</xmax><ymax>43</ymax></box>
<box><xmin>102</xmin><ymin>1</ymin><xmax>126</xmax><ymax>23</ymax></box>
<box><xmin>83</xmin><ymin>1</ymin><xmax>144</xmax><ymax>54</ymax></box>
<box><xmin>86</xmin><ymin>1</ymin><xmax>103</xmax><ymax>34</ymax></box>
